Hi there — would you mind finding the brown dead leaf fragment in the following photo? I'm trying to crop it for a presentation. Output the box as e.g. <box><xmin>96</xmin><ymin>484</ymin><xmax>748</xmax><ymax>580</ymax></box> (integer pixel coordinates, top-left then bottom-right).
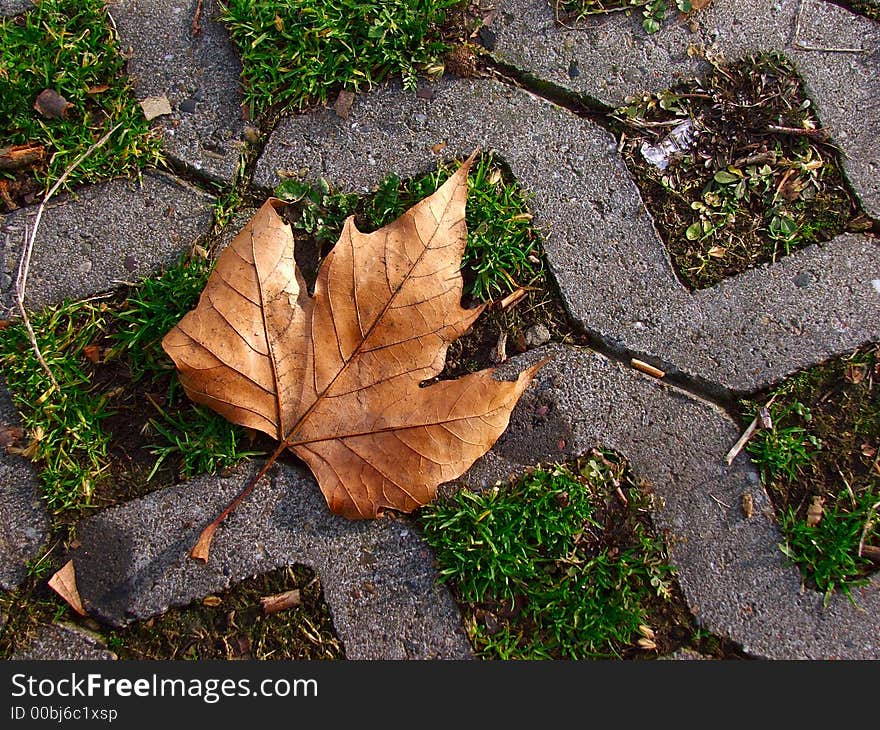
<box><xmin>48</xmin><ymin>560</ymin><xmax>87</xmax><ymax>616</ymax></box>
<box><xmin>806</xmin><ymin>495</ymin><xmax>825</xmax><ymax>527</ymax></box>
<box><xmin>34</xmin><ymin>89</ymin><xmax>73</xmax><ymax>119</ymax></box>
<box><xmin>163</xmin><ymin>152</ymin><xmax>543</xmax><ymax>560</ymax></box>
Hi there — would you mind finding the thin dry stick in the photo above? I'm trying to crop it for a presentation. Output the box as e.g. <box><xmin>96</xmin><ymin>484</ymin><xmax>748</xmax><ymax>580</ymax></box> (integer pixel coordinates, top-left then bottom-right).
<box><xmin>14</xmin><ymin>123</ymin><xmax>123</xmax><ymax>392</ymax></box>
<box><xmin>192</xmin><ymin>0</ymin><xmax>203</xmax><ymax>36</ymax></box>
<box><xmin>725</xmin><ymin>394</ymin><xmax>777</xmax><ymax>465</ymax></box>
<box><xmin>792</xmin><ymin>0</ymin><xmax>866</xmax><ymax>53</ymax></box>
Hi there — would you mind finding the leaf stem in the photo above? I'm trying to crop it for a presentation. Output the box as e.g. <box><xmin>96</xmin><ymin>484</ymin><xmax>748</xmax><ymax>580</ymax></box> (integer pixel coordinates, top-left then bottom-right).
<box><xmin>190</xmin><ymin>439</ymin><xmax>289</xmax><ymax>561</ymax></box>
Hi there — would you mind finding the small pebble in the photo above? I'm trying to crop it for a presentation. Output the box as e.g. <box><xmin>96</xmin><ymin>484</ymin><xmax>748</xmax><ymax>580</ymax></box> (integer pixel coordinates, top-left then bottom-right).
<box><xmin>524</xmin><ymin>324</ymin><xmax>551</xmax><ymax>348</ymax></box>
<box><xmin>179</xmin><ymin>98</ymin><xmax>198</xmax><ymax>114</ymax></box>
<box><xmin>793</xmin><ymin>272</ymin><xmax>812</xmax><ymax>288</ymax></box>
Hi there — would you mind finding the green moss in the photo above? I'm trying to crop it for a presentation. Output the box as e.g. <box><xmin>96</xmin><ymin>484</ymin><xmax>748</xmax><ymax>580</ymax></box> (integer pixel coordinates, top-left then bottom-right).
<box><xmin>0</xmin><ymin>0</ymin><xmax>162</xmax><ymax>195</ymax></box>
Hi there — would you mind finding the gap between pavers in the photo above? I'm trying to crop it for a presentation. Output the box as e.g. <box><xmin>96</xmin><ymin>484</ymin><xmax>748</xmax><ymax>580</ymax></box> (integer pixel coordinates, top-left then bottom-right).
<box><xmin>0</xmin><ymin>382</ymin><xmax>48</xmax><ymax>591</ymax></box>
<box><xmin>65</xmin><ymin>463</ymin><xmax>473</xmax><ymax>660</ymax></box>
<box><xmin>462</xmin><ymin>344</ymin><xmax>879</xmax><ymax>659</ymax></box>
<box><xmin>107</xmin><ymin>0</ymin><xmax>248</xmax><ymax>185</ymax></box>
<box><xmin>485</xmin><ymin>0</ymin><xmax>880</xmax><ymax>219</ymax></box>
<box><xmin>11</xmin><ymin>623</ymin><xmax>116</xmax><ymax>661</ymax></box>
<box><xmin>252</xmin><ymin>76</ymin><xmax>879</xmax><ymax>394</ymax></box>
<box><xmin>0</xmin><ymin>170</ymin><xmax>215</xmax><ymax>319</ymax></box>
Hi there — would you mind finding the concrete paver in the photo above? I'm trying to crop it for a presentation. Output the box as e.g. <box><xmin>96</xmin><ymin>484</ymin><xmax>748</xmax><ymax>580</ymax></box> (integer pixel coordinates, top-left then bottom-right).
<box><xmin>108</xmin><ymin>0</ymin><xmax>248</xmax><ymax>184</ymax></box>
<box><xmin>66</xmin><ymin>463</ymin><xmax>472</xmax><ymax>659</ymax></box>
<box><xmin>0</xmin><ymin>383</ymin><xmax>48</xmax><ymax>591</ymax></box>
<box><xmin>0</xmin><ymin>171</ymin><xmax>214</xmax><ymax>318</ymax></box>
<box><xmin>486</xmin><ymin>0</ymin><xmax>880</xmax><ymax>217</ymax></box>
<box><xmin>464</xmin><ymin>345</ymin><xmax>880</xmax><ymax>659</ymax></box>
<box><xmin>11</xmin><ymin>623</ymin><xmax>116</xmax><ymax>660</ymax></box>
<box><xmin>253</xmin><ymin>77</ymin><xmax>879</xmax><ymax>393</ymax></box>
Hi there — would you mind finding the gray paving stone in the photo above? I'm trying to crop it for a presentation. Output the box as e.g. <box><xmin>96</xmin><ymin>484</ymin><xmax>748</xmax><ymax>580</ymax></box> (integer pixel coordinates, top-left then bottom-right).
<box><xmin>107</xmin><ymin>0</ymin><xmax>247</xmax><ymax>184</ymax></box>
<box><xmin>253</xmin><ymin>77</ymin><xmax>880</xmax><ymax>393</ymax></box>
<box><xmin>0</xmin><ymin>383</ymin><xmax>48</xmax><ymax>591</ymax></box>
<box><xmin>487</xmin><ymin>0</ymin><xmax>880</xmax><ymax>217</ymax></box>
<box><xmin>0</xmin><ymin>0</ymin><xmax>31</xmax><ymax>16</ymax></box>
<box><xmin>66</xmin><ymin>462</ymin><xmax>472</xmax><ymax>660</ymax></box>
<box><xmin>0</xmin><ymin>171</ymin><xmax>214</xmax><ymax>318</ymax></box>
<box><xmin>462</xmin><ymin>344</ymin><xmax>879</xmax><ymax>659</ymax></box>
<box><xmin>12</xmin><ymin>623</ymin><xmax>116</xmax><ymax>660</ymax></box>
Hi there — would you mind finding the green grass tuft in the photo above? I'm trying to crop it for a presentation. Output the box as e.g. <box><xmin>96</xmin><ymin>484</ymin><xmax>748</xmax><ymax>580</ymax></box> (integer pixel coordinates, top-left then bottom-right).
<box><xmin>220</xmin><ymin>0</ymin><xmax>459</xmax><ymax>117</ymax></box>
<box><xmin>419</xmin><ymin>456</ymin><xmax>675</xmax><ymax>659</ymax></box>
<box><xmin>0</xmin><ymin>300</ymin><xmax>114</xmax><ymax>512</ymax></box>
<box><xmin>277</xmin><ymin>154</ymin><xmax>542</xmax><ymax>302</ymax></box>
<box><xmin>743</xmin><ymin>344</ymin><xmax>880</xmax><ymax>602</ymax></box>
<box><xmin>0</xmin><ymin>0</ymin><xmax>162</xmax><ymax>193</ymax></box>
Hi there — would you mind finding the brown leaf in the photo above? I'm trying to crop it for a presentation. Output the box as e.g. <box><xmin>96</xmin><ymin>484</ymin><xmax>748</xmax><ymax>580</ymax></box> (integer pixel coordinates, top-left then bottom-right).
<box><xmin>82</xmin><ymin>344</ymin><xmax>101</xmax><ymax>364</ymax></box>
<box><xmin>202</xmin><ymin>595</ymin><xmax>222</xmax><ymax>607</ymax></box>
<box><xmin>844</xmin><ymin>363</ymin><xmax>866</xmax><ymax>384</ymax></box>
<box><xmin>163</xmin><ymin>152</ymin><xmax>543</xmax><ymax>525</ymax></box>
<box><xmin>260</xmin><ymin>588</ymin><xmax>301</xmax><ymax>614</ymax></box>
<box><xmin>333</xmin><ymin>90</ymin><xmax>355</xmax><ymax>120</ymax></box>
<box><xmin>741</xmin><ymin>492</ymin><xmax>754</xmax><ymax>518</ymax></box>
<box><xmin>34</xmin><ymin>89</ymin><xmax>73</xmax><ymax>119</ymax></box>
<box><xmin>48</xmin><ymin>560</ymin><xmax>87</xmax><ymax>616</ymax></box>
<box><xmin>0</xmin><ymin>423</ymin><xmax>24</xmax><ymax>450</ymax></box>
<box><xmin>87</xmin><ymin>84</ymin><xmax>110</xmax><ymax>95</ymax></box>
<box><xmin>806</xmin><ymin>495</ymin><xmax>825</xmax><ymax>527</ymax></box>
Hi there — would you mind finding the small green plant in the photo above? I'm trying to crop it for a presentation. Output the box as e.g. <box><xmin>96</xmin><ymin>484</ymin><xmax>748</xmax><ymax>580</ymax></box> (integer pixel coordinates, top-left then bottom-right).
<box><xmin>110</xmin><ymin>256</ymin><xmax>263</xmax><ymax>480</ymax></box>
<box><xmin>561</xmin><ymin>0</ymin><xmax>693</xmax><ymax>35</ymax></box>
<box><xmin>0</xmin><ymin>300</ymin><xmax>114</xmax><ymax>512</ymax></box>
<box><xmin>0</xmin><ymin>0</ymin><xmax>162</xmax><ymax>195</ymax></box>
<box><xmin>742</xmin><ymin>344</ymin><xmax>880</xmax><ymax>601</ymax></box>
<box><xmin>746</xmin><ymin>401</ymin><xmax>822</xmax><ymax>483</ymax></box>
<box><xmin>277</xmin><ymin>154</ymin><xmax>542</xmax><ymax>301</ymax></box>
<box><xmin>220</xmin><ymin>0</ymin><xmax>459</xmax><ymax>117</ymax></box>
<box><xmin>616</xmin><ymin>54</ymin><xmax>859</xmax><ymax>289</ymax></box>
<box><xmin>109</xmin><ymin>255</ymin><xmax>213</xmax><ymax>380</ymax></box>
<box><xmin>419</xmin><ymin>455</ymin><xmax>675</xmax><ymax>659</ymax></box>
<box><xmin>145</xmin><ymin>399</ymin><xmax>263</xmax><ymax>481</ymax></box>
<box><xmin>779</xmin><ymin>489</ymin><xmax>879</xmax><ymax>604</ymax></box>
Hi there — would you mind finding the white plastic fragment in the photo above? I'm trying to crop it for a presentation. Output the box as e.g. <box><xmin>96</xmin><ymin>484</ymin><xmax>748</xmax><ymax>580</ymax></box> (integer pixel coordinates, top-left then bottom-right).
<box><xmin>640</xmin><ymin>120</ymin><xmax>698</xmax><ymax>171</ymax></box>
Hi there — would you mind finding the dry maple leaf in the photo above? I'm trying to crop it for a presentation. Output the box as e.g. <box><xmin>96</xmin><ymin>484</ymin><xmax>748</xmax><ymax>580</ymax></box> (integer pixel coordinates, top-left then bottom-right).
<box><xmin>163</xmin><ymin>152</ymin><xmax>544</xmax><ymax>561</ymax></box>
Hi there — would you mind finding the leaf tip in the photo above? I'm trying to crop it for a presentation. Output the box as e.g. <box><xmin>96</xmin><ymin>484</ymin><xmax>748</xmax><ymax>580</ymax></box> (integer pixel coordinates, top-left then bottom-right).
<box><xmin>48</xmin><ymin>559</ymin><xmax>87</xmax><ymax>616</ymax></box>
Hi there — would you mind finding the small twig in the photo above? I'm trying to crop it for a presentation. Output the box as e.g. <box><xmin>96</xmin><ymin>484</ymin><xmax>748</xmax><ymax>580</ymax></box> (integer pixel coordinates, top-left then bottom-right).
<box><xmin>14</xmin><ymin>123</ymin><xmax>122</xmax><ymax>393</ymax></box>
<box><xmin>709</xmin><ymin>493</ymin><xmax>732</xmax><ymax>510</ymax></box>
<box><xmin>766</xmin><ymin>124</ymin><xmax>831</xmax><ymax>141</ymax></box>
<box><xmin>192</xmin><ymin>0</ymin><xmax>204</xmax><ymax>36</ymax></box>
<box><xmin>792</xmin><ymin>0</ymin><xmax>866</xmax><ymax>53</ymax></box>
<box><xmin>725</xmin><ymin>394</ymin><xmax>777</xmax><ymax>465</ymax></box>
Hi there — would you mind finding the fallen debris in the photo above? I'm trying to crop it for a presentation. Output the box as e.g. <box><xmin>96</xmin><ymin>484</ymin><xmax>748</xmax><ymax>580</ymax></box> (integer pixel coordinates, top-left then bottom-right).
<box><xmin>48</xmin><ymin>560</ymin><xmax>87</xmax><ymax>616</ymax></box>
<box><xmin>260</xmin><ymin>588</ymin><xmax>301</xmax><ymax>614</ymax></box>
<box><xmin>139</xmin><ymin>95</ymin><xmax>173</xmax><ymax>121</ymax></box>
